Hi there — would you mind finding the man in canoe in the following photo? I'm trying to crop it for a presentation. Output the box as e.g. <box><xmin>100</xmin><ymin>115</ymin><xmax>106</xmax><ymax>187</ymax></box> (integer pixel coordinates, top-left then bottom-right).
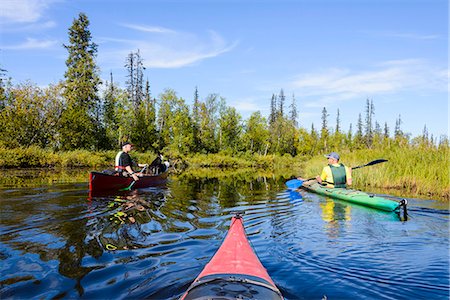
<box><xmin>115</xmin><ymin>142</ymin><xmax>147</xmax><ymax>181</ymax></box>
<box><xmin>316</xmin><ymin>152</ymin><xmax>352</xmax><ymax>188</ymax></box>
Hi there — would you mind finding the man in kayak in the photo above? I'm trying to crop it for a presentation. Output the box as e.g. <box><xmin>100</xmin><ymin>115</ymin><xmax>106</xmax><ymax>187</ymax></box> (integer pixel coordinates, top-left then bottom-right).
<box><xmin>316</xmin><ymin>152</ymin><xmax>352</xmax><ymax>188</ymax></box>
<box><xmin>115</xmin><ymin>142</ymin><xmax>147</xmax><ymax>181</ymax></box>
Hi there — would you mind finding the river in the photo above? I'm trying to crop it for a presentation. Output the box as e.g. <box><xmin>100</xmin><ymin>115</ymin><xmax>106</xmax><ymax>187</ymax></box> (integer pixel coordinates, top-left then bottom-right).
<box><xmin>0</xmin><ymin>169</ymin><xmax>448</xmax><ymax>299</ymax></box>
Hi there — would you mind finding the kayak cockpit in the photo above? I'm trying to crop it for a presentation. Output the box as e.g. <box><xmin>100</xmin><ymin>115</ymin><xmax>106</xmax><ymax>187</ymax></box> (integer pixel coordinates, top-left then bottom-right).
<box><xmin>183</xmin><ymin>273</ymin><xmax>283</xmax><ymax>300</ymax></box>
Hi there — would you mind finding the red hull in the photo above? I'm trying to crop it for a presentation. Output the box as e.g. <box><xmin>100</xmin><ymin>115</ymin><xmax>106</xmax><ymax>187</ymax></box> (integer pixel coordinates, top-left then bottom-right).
<box><xmin>181</xmin><ymin>214</ymin><xmax>283</xmax><ymax>299</ymax></box>
<box><xmin>89</xmin><ymin>171</ymin><xmax>168</xmax><ymax>192</ymax></box>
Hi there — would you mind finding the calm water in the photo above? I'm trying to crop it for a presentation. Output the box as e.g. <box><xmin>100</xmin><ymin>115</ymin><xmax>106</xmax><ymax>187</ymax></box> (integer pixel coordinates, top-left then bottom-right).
<box><xmin>0</xmin><ymin>169</ymin><xmax>449</xmax><ymax>299</ymax></box>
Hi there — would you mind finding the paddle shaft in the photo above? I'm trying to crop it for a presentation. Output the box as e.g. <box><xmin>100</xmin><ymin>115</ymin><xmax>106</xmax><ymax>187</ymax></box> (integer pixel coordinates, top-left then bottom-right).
<box><xmin>303</xmin><ymin>159</ymin><xmax>388</xmax><ymax>183</ymax></box>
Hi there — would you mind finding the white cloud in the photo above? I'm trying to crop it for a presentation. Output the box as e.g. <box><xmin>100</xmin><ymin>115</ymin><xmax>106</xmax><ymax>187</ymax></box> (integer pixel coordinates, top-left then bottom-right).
<box><xmin>120</xmin><ymin>23</ymin><xmax>176</xmax><ymax>34</ymax></box>
<box><xmin>230</xmin><ymin>97</ymin><xmax>260</xmax><ymax>112</ymax></box>
<box><xmin>99</xmin><ymin>27</ymin><xmax>238</xmax><ymax>69</ymax></box>
<box><xmin>2</xmin><ymin>20</ymin><xmax>57</xmax><ymax>32</ymax></box>
<box><xmin>0</xmin><ymin>0</ymin><xmax>58</xmax><ymax>24</ymax></box>
<box><xmin>1</xmin><ymin>38</ymin><xmax>58</xmax><ymax>50</ymax></box>
<box><xmin>289</xmin><ymin>59</ymin><xmax>447</xmax><ymax>108</ymax></box>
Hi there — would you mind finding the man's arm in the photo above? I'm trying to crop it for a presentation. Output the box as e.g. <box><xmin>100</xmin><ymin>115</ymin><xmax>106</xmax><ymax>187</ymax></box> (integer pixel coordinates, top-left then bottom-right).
<box><xmin>125</xmin><ymin>165</ymin><xmax>139</xmax><ymax>180</ymax></box>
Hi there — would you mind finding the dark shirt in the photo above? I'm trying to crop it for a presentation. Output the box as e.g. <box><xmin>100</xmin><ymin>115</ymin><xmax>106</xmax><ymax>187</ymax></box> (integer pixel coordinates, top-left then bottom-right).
<box><xmin>118</xmin><ymin>152</ymin><xmax>133</xmax><ymax>169</ymax></box>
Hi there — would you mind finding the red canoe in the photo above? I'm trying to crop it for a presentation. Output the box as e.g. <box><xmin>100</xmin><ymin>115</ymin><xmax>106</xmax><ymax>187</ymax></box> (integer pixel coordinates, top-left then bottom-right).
<box><xmin>181</xmin><ymin>213</ymin><xmax>283</xmax><ymax>300</ymax></box>
<box><xmin>89</xmin><ymin>170</ymin><xmax>168</xmax><ymax>193</ymax></box>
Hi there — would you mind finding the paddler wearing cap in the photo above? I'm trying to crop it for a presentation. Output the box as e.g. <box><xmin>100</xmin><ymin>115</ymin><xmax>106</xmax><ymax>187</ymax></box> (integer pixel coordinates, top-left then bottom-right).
<box><xmin>316</xmin><ymin>152</ymin><xmax>352</xmax><ymax>188</ymax></box>
<box><xmin>115</xmin><ymin>142</ymin><xmax>147</xmax><ymax>181</ymax></box>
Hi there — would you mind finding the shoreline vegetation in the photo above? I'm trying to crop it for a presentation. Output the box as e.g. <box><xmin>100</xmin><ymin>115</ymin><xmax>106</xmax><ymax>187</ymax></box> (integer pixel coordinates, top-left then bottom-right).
<box><xmin>1</xmin><ymin>147</ymin><xmax>448</xmax><ymax>201</ymax></box>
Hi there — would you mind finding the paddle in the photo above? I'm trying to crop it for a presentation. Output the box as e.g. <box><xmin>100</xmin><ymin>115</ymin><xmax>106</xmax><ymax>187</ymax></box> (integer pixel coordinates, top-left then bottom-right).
<box><xmin>121</xmin><ymin>180</ymin><xmax>136</xmax><ymax>191</ymax></box>
<box><xmin>285</xmin><ymin>159</ymin><xmax>388</xmax><ymax>190</ymax></box>
<box><xmin>120</xmin><ymin>165</ymin><xmax>148</xmax><ymax>191</ymax></box>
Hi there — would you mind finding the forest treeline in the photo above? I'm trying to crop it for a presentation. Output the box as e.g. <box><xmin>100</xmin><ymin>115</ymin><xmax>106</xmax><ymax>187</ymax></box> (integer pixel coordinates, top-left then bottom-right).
<box><xmin>1</xmin><ymin>12</ymin><xmax>448</xmax><ymax>158</ymax></box>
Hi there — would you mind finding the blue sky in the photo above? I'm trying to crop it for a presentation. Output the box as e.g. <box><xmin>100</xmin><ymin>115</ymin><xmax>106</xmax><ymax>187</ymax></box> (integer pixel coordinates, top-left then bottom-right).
<box><xmin>1</xmin><ymin>0</ymin><xmax>448</xmax><ymax>139</ymax></box>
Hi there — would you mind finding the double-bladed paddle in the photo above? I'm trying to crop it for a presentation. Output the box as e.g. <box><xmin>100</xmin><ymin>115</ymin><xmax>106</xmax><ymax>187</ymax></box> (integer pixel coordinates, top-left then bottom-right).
<box><xmin>285</xmin><ymin>158</ymin><xmax>388</xmax><ymax>190</ymax></box>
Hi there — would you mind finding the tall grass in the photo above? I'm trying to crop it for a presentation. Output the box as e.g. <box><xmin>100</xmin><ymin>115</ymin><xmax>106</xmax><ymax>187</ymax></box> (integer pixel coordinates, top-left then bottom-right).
<box><xmin>0</xmin><ymin>147</ymin><xmax>162</xmax><ymax>168</ymax></box>
<box><xmin>300</xmin><ymin>147</ymin><xmax>449</xmax><ymax>200</ymax></box>
<box><xmin>185</xmin><ymin>152</ymin><xmax>303</xmax><ymax>169</ymax></box>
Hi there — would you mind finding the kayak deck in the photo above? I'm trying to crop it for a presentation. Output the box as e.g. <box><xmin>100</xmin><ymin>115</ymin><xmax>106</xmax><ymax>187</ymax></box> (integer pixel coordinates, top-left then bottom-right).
<box><xmin>302</xmin><ymin>181</ymin><xmax>407</xmax><ymax>213</ymax></box>
<box><xmin>181</xmin><ymin>213</ymin><xmax>283</xmax><ymax>299</ymax></box>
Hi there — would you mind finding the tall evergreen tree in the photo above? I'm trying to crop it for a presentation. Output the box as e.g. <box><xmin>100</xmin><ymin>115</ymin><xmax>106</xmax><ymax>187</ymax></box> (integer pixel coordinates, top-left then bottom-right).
<box><xmin>384</xmin><ymin>122</ymin><xmax>390</xmax><ymax>138</ymax></box>
<box><xmin>422</xmin><ymin>125</ymin><xmax>429</xmax><ymax>144</ymax></box>
<box><xmin>278</xmin><ymin>89</ymin><xmax>285</xmax><ymax>118</ymax></box>
<box><xmin>354</xmin><ymin>113</ymin><xmax>364</xmax><ymax>148</ymax></box>
<box><xmin>335</xmin><ymin>109</ymin><xmax>341</xmax><ymax>134</ymax></box>
<box><xmin>289</xmin><ymin>93</ymin><xmax>298</xmax><ymax>127</ymax></box>
<box><xmin>320</xmin><ymin>107</ymin><xmax>329</xmax><ymax>152</ymax></box>
<box><xmin>364</xmin><ymin>98</ymin><xmax>375</xmax><ymax>147</ymax></box>
<box><xmin>395</xmin><ymin>114</ymin><xmax>403</xmax><ymax>138</ymax></box>
<box><xmin>60</xmin><ymin>12</ymin><xmax>102</xmax><ymax>150</ymax></box>
<box><xmin>269</xmin><ymin>94</ymin><xmax>277</xmax><ymax>125</ymax></box>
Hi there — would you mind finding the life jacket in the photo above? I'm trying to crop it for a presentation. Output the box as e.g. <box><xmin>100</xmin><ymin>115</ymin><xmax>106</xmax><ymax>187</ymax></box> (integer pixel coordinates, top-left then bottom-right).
<box><xmin>329</xmin><ymin>163</ymin><xmax>347</xmax><ymax>188</ymax></box>
<box><xmin>115</xmin><ymin>151</ymin><xmax>126</xmax><ymax>171</ymax></box>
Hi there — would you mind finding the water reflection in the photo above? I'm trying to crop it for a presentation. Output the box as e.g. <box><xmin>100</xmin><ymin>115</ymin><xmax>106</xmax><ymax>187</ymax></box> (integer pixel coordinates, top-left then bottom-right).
<box><xmin>86</xmin><ymin>189</ymin><xmax>167</xmax><ymax>251</ymax></box>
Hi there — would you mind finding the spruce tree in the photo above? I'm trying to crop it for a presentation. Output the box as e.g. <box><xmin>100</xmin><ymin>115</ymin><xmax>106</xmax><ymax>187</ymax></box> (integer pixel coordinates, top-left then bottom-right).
<box><xmin>278</xmin><ymin>89</ymin><xmax>285</xmax><ymax>118</ymax></box>
<box><xmin>289</xmin><ymin>93</ymin><xmax>298</xmax><ymax>127</ymax></box>
<box><xmin>320</xmin><ymin>107</ymin><xmax>329</xmax><ymax>152</ymax></box>
<box><xmin>60</xmin><ymin>12</ymin><xmax>102</xmax><ymax>150</ymax></box>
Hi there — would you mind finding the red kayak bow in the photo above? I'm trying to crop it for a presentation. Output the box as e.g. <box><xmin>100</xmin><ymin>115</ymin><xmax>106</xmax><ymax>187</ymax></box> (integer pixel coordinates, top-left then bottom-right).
<box><xmin>181</xmin><ymin>213</ymin><xmax>283</xmax><ymax>299</ymax></box>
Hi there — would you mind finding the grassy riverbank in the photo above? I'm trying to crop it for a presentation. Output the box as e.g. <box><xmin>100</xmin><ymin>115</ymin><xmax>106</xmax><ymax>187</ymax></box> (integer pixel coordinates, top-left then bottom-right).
<box><xmin>1</xmin><ymin>146</ymin><xmax>448</xmax><ymax>200</ymax></box>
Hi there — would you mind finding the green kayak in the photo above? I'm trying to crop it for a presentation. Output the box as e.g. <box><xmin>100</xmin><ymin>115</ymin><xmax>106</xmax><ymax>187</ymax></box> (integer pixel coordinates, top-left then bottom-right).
<box><xmin>302</xmin><ymin>181</ymin><xmax>407</xmax><ymax>213</ymax></box>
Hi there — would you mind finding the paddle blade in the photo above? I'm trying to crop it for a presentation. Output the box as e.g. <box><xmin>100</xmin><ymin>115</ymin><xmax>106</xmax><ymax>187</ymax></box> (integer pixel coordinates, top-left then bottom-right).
<box><xmin>120</xmin><ymin>180</ymin><xmax>136</xmax><ymax>191</ymax></box>
<box><xmin>285</xmin><ymin>179</ymin><xmax>303</xmax><ymax>190</ymax></box>
<box><xmin>352</xmin><ymin>159</ymin><xmax>388</xmax><ymax>170</ymax></box>
<box><xmin>365</xmin><ymin>159</ymin><xmax>388</xmax><ymax>166</ymax></box>
<box><xmin>288</xmin><ymin>190</ymin><xmax>303</xmax><ymax>203</ymax></box>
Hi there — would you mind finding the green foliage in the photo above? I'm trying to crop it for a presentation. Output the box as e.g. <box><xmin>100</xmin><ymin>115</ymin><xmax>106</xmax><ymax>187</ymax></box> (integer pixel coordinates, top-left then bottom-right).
<box><xmin>0</xmin><ymin>82</ymin><xmax>63</xmax><ymax>149</ymax></box>
<box><xmin>242</xmin><ymin>112</ymin><xmax>269</xmax><ymax>154</ymax></box>
<box><xmin>219</xmin><ymin>106</ymin><xmax>242</xmax><ymax>152</ymax></box>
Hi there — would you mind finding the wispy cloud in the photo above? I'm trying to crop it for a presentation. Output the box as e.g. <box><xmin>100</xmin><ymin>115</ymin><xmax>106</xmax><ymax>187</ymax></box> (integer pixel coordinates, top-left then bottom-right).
<box><xmin>289</xmin><ymin>59</ymin><xmax>447</xmax><ymax>108</ymax></box>
<box><xmin>384</xmin><ymin>33</ymin><xmax>440</xmax><ymax>40</ymax></box>
<box><xmin>0</xmin><ymin>0</ymin><xmax>58</xmax><ymax>24</ymax></box>
<box><xmin>99</xmin><ymin>26</ymin><xmax>238</xmax><ymax>69</ymax></box>
<box><xmin>120</xmin><ymin>23</ymin><xmax>176</xmax><ymax>34</ymax></box>
<box><xmin>230</xmin><ymin>97</ymin><xmax>261</xmax><ymax>112</ymax></box>
<box><xmin>2</xmin><ymin>21</ymin><xmax>57</xmax><ymax>32</ymax></box>
<box><xmin>1</xmin><ymin>37</ymin><xmax>58</xmax><ymax>50</ymax></box>
<box><xmin>361</xmin><ymin>30</ymin><xmax>440</xmax><ymax>40</ymax></box>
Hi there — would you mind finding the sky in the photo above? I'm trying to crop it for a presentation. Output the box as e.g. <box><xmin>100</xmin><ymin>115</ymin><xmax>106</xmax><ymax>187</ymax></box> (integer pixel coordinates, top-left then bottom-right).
<box><xmin>1</xmin><ymin>0</ymin><xmax>448</xmax><ymax>139</ymax></box>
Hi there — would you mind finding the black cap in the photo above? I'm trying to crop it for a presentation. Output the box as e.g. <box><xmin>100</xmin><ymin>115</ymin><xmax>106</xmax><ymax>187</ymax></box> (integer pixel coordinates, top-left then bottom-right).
<box><xmin>121</xmin><ymin>142</ymin><xmax>133</xmax><ymax>147</ymax></box>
